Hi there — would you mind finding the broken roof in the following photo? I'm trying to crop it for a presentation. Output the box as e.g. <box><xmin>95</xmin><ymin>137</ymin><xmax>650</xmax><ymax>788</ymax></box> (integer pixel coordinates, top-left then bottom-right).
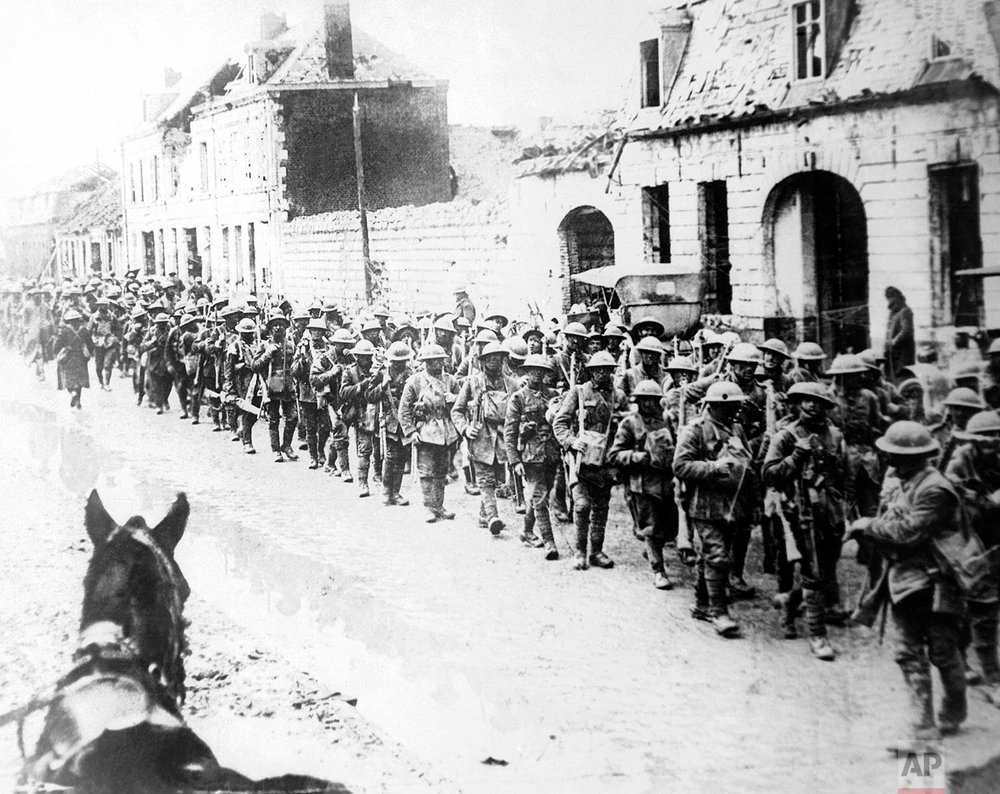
<box><xmin>31</xmin><ymin>164</ymin><xmax>117</xmax><ymax>197</ymax></box>
<box><xmin>59</xmin><ymin>177</ymin><xmax>122</xmax><ymax>235</ymax></box>
<box><xmin>644</xmin><ymin>0</ymin><xmax>1000</xmax><ymax>134</ymax></box>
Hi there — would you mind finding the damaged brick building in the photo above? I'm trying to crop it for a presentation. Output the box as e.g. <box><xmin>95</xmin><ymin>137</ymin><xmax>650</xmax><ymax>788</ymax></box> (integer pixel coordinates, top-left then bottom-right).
<box><xmin>120</xmin><ymin>0</ymin><xmax>449</xmax><ymax>294</ymax></box>
<box><xmin>525</xmin><ymin>0</ymin><xmax>1000</xmax><ymax>353</ymax></box>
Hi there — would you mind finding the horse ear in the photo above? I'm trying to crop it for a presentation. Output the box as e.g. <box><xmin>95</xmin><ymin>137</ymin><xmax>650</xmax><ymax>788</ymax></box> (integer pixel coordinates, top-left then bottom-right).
<box><xmin>85</xmin><ymin>490</ymin><xmax>117</xmax><ymax>547</ymax></box>
<box><xmin>153</xmin><ymin>493</ymin><xmax>189</xmax><ymax>554</ymax></box>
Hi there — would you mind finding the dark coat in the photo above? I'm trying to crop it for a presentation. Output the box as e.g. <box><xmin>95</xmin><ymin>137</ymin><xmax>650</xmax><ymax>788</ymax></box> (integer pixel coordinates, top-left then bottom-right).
<box><xmin>54</xmin><ymin>325</ymin><xmax>92</xmax><ymax>391</ymax></box>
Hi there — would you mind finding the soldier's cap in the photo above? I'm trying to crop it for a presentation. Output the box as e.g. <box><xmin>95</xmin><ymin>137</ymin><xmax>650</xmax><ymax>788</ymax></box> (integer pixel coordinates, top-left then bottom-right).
<box><xmin>584</xmin><ymin>351</ymin><xmax>618</xmax><ymax>370</ymax></box>
<box><xmin>786</xmin><ymin>381</ymin><xmax>836</xmax><ymax>406</ymax></box>
<box><xmin>521</xmin><ymin>354</ymin><xmax>554</xmax><ymax>373</ymax></box>
<box><xmin>631</xmin><ymin>380</ymin><xmax>663</xmax><ymax>400</ymax></box>
<box><xmin>726</xmin><ymin>342</ymin><xmax>763</xmax><ymax>364</ymax></box>
<box><xmin>433</xmin><ymin>315</ymin><xmax>458</xmax><ymax>334</ymax></box>
<box><xmin>758</xmin><ymin>338</ymin><xmax>790</xmax><ymax>358</ymax></box>
<box><xmin>522</xmin><ymin>326</ymin><xmax>545</xmax><ymax>341</ymax></box>
<box><xmin>308</xmin><ymin>301</ymin><xmax>323</xmax><ymax>312</ymax></box>
<box><xmin>359</xmin><ymin>318</ymin><xmax>382</xmax><ymax>334</ymax></box>
<box><xmin>484</xmin><ymin>310</ymin><xmax>508</xmax><ymax>327</ymax></box>
<box><xmin>291</xmin><ymin>309</ymin><xmax>311</xmax><ymax>322</ymax></box>
<box><xmin>793</xmin><ymin>341</ymin><xmax>827</xmax><ymax>361</ymax></box>
<box><xmin>244</xmin><ymin>295</ymin><xmax>259</xmax><ymax>305</ymax></box>
<box><xmin>943</xmin><ymin>387</ymin><xmax>986</xmax><ymax>410</ymax></box>
<box><xmin>665</xmin><ymin>355</ymin><xmax>697</xmax><ymax>373</ymax></box>
<box><xmin>331</xmin><ymin>328</ymin><xmax>355</xmax><ymax>345</ymax></box>
<box><xmin>322</xmin><ymin>303</ymin><xmax>341</xmax><ymax>314</ymax></box>
<box><xmin>562</xmin><ymin>321</ymin><xmax>589</xmax><ymax>338</ymax></box>
<box><xmin>503</xmin><ymin>337</ymin><xmax>528</xmax><ymax>359</ymax></box>
<box><xmin>350</xmin><ymin>339</ymin><xmax>376</xmax><ymax>357</ymax></box>
<box><xmin>875</xmin><ymin>420</ymin><xmax>940</xmax><ymax>456</ymax></box>
<box><xmin>180</xmin><ymin>313</ymin><xmax>198</xmax><ymax>328</ymax></box>
<box><xmin>63</xmin><ymin>309</ymin><xmax>83</xmax><ymax>322</ymax></box>
<box><xmin>474</xmin><ymin>328</ymin><xmax>499</xmax><ymax>344</ymax></box>
<box><xmin>857</xmin><ymin>348</ymin><xmax>881</xmax><ymax>370</ymax></box>
<box><xmin>601</xmin><ymin>325</ymin><xmax>627</xmax><ymax>340</ymax></box>
<box><xmin>306</xmin><ymin>318</ymin><xmax>329</xmax><ymax>332</ymax></box>
<box><xmin>266</xmin><ymin>313</ymin><xmax>289</xmax><ymax>328</ymax></box>
<box><xmin>897</xmin><ymin>378</ymin><xmax>924</xmax><ymax>398</ymax></box>
<box><xmin>236</xmin><ymin>318</ymin><xmax>256</xmax><ymax>334</ymax></box>
<box><xmin>220</xmin><ymin>305</ymin><xmax>241</xmax><ymax>318</ymax></box>
<box><xmin>386</xmin><ymin>341</ymin><xmax>413</xmax><ymax>361</ymax></box>
<box><xmin>153</xmin><ymin>313</ymin><xmax>171</xmax><ymax>324</ymax></box>
<box><xmin>392</xmin><ymin>322</ymin><xmax>418</xmax><ymax>341</ymax></box>
<box><xmin>240</xmin><ymin>305</ymin><xmax>260</xmax><ymax>316</ymax></box>
<box><xmin>634</xmin><ymin>336</ymin><xmax>665</xmax><ymax>354</ymax></box>
<box><xmin>826</xmin><ymin>353</ymin><xmax>867</xmax><ymax>376</ymax></box>
<box><xmin>371</xmin><ymin>303</ymin><xmax>391</xmax><ymax>318</ymax></box>
<box><xmin>956</xmin><ymin>410</ymin><xmax>1000</xmax><ymax>440</ymax></box>
<box><xmin>418</xmin><ymin>343</ymin><xmax>448</xmax><ymax>361</ymax></box>
<box><xmin>480</xmin><ymin>341</ymin><xmax>506</xmax><ymax>358</ymax></box>
<box><xmin>130</xmin><ymin>306</ymin><xmax>148</xmax><ymax>319</ymax></box>
<box><xmin>630</xmin><ymin>316</ymin><xmax>665</xmax><ymax>338</ymax></box>
<box><xmin>702</xmin><ymin>382</ymin><xmax>746</xmax><ymax>403</ymax></box>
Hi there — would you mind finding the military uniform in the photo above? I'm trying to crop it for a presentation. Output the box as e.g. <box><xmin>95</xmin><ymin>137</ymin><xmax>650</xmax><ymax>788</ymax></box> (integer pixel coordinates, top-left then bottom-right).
<box><xmin>141</xmin><ymin>323</ymin><xmax>172</xmax><ymax>413</ymax></box>
<box><xmin>251</xmin><ymin>334</ymin><xmax>299</xmax><ymax>459</ymax></box>
<box><xmin>368</xmin><ymin>361</ymin><xmax>414</xmax><ymax>504</ymax></box>
<box><xmin>292</xmin><ymin>336</ymin><xmax>331</xmax><ymax>468</ymax></box>
<box><xmin>224</xmin><ymin>335</ymin><xmax>259</xmax><ymax>451</ymax></box>
<box><xmin>504</xmin><ymin>381</ymin><xmax>561</xmax><ymax>552</ymax></box>
<box><xmin>616</xmin><ymin>362</ymin><xmax>670</xmax><ymax>400</ymax></box>
<box><xmin>552</xmin><ymin>379</ymin><xmax>626</xmax><ymax>567</ymax></box>
<box><xmin>165</xmin><ymin>322</ymin><xmax>191</xmax><ymax>418</ymax></box>
<box><xmin>453</xmin><ymin>369</ymin><xmax>517</xmax><ymax>533</ymax></box>
<box><xmin>309</xmin><ymin>346</ymin><xmax>342</xmax><ymax>471</ymax></box>
<box><xmin>88</xmin><ymin>309</ymin><xmax>121</xmax><ymax>389</ymax></box>
<box><xmin>399</xmin><ymin>367</ymin><xmax>460</xmax><ymax>520</ymax></box>
<box><xmin>830</xmin><ymin>386</ymin><xmax>884</xmax><ymax>518</ymax></box>
<box><xmin>340</xmin><ymin>359</ymin><xmax>379</xmax><ymax>492</ymax></box>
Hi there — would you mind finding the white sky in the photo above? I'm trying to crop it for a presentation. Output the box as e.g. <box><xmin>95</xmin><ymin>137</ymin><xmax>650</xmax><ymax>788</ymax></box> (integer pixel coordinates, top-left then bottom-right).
<box><xmin>0</xmin><ymin>0</ymin><xmax>658</xmax><ymax>200</ymax></box>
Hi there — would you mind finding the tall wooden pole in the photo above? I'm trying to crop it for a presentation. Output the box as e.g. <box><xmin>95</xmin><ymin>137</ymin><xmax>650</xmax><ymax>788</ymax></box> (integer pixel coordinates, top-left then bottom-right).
<box><xmin>353</xmin><ymin>92</ymin><xmax>373</xmax><ymax>303</ymax></box>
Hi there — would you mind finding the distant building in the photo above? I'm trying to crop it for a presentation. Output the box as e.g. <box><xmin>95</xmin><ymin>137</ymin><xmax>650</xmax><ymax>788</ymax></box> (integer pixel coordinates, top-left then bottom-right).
<box><xmin>55</xmin><ymin>177</ymin><xmax>124</xmax><ymax>281</ymax></box>
<box><xmin>1</xmin><ymin>164</ymin><xmax>117</xmax><ymax>280</ymax></box>
<box><xmin>120</xmin><ymin>0</ymin><xmax>450</xmax><ymax>295</ymax></box>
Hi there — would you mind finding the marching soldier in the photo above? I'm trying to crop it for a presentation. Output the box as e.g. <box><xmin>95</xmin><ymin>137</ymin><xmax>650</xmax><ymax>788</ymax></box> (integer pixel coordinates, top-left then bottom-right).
<box><xmin>340</xmin><ymin>339</ymin><xmax>379</xmax><ymax>496</ymax></box>
<box><xmin>194</xmin><ymin>312</ymin><xmax>224</xmax><ymax>431</ymax></box>
<box><xmin>309</xmin><ymin>327</ymin><xmax>344</xmax><ymax>474</ymax></box>
<box><xmin>673</xmin><ymin>381</ymin><xmax>759</xmax><ymax>637</ymax></box>
<box><xmin>89</xmin><ymin>297</ymin><xmax>120</xmax><ymax>391</ymax></box>
<box><xmin>52</xmin><ymin>309</ymin><xmax>92</xmax><ymax>409</ymax></box>
<box><xmin>761</xmin><ymin>382</ymin><xmax>847</xmax><ymax>660</ymax></box>
<box><xmin>142</xmin><ymin>312</ymin><xmax>173</xmax><ymax>414</ymax></box>
<box><xmin>504</xmin><ymin>354</ymin><xmax>561</xmax><ymax>558</ymax></box>
<box><xmin>935</xmin><ymin>388</ymin><xmax>987</xmax><ymax>465</ymax></box>
<box><xmin>368</xmin><ymin>341</ymin><xmax>415</xmax><ymax>505</ymax></box>
<box><xmin>165</xmin><ymin>311</ymin><xmax>191</xmax><ymax>419</ymax></box>
<box><xmin>553</xmin><ymin>350</ymin><xmax>627</xmax><ymax>571</ymax></box>
<box><xmin>852</xmin><ymin>422</ymin><xmax>968</xmax><ymax>752</ymax></box>
<box><xmin>617</xmin><ymin>336</ymin><xmax>669</xmax><ymax>399</ymax></box>
<box><xmin>609</xmin><ymin>379</ymin><xmax>677</xmax><ymax>590</ymax></box>
<box><xmin>225</xmin><ymin>318</ymin><xmax>261</xmax><ymax>454</ymax></box>
<box><xmin>453</xmin><ymin>341</ymin><xmax>517</xmax><ymax>535</ymax></box>
<box><xmin>251</xmin><ymin>313</ymin><xmax>299</xmax><ymax>463</ymax></box>
<box><xmin>399</xmin><ymin>343</ymin><xmax>460</xmax><ymax>523</ymax></box>
<box><xmin>177</xmin><ymin>314</ymin><xmax>202</xmax><ymax>423</ymax></box>
<box><xmin>552</xmin><ymin>322</ymin><xmax>588</xmax><ymax>389</ymax></box>
<box><xmin>757</xmin><ymin>338</ymin><xmax>793</xmax><ymax>395</ymax></box>
<box><xmin>663</xmin><ymin>355</ymin><xmax>698</xmax><ymax>434</ymax></box>
<box><xmin>788</xmin><ymin>342</ymin><xmax>827</xmax><ymax>384</ymax></box>
<box><xmin>124</xmin><ymin>306</ymin><xmax>148</xmax><ymax>405</ymax></box>
<box><xmin>293</xmin><ymin>318</ymin><xmax>331</xmax><ymax>469</ymax></box>
<box><xmin>945</xmin><ymin>410</ymin><xmax>1000</xmax><ymax>701</ymax></box>
<box><xmin>327</xmin><ymin>328</ymin><xmax>356</xmax><ymax>480</ymax></box>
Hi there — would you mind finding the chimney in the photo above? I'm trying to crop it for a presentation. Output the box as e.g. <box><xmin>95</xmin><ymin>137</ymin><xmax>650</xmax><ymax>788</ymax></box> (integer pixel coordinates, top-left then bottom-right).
<box><xmin>164</xmin><ymin>67</ymin><xmax>183</xmax><ymax>89</ymax></box>
<box><xmin>324</xmin><ymin>1</ymin><xmax>355</xmax><ymax>79</ymax></box>
<box><xmin>653</xmin><ymin>8</ymin><xmax>692</xmax><ymax>106</ymax></box>
<box><xmin>260</xmin><ymin>9</ymin><xmax>288</xmax><ymax>41</ymax></box>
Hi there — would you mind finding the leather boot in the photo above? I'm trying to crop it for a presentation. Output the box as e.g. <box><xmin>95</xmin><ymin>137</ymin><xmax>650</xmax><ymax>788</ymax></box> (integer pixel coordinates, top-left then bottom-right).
<box><xmin>971</xmin><ymin>600</ymin><xmax>1000</xmax><ymax>683</ymax></box>
<box><xmin>728</xmin><ymin>528</ymin><xmax>756</xmax><ymax>599</ymax></box>
<box><xmin>281</xmin><ymin>422</ymin><xmax>299</xmax><ymax>460</ymax></box>
<box><xmin>937</xmin><ymin>653</ymin><xmax>969</xmax><ymax>734</ymax></box>
<box><xmin>706</xmin><ymin>570</ymin><xmax>739</xmax><ymax>637</ymax></box>
<box><xmin>888</xmin><ymin>663</ymin><xmax>940</xmax><ymax>754</ymax></box>
<box><xmin>392</xmin><ymin>471</ymin><xmax>409</xmax><ymax>506</ymax></box>
<box><xmin>337</xmin><ymin>447</ymin><xmax>352</xmax><ymax>482</ymax></box>
<box><xmin>588</xmin><ymin>524</ymin><xmax>613</xmax><ymax>568</ymax></box>
<box><xmin>421</xmin><ymin>478</ymin><xmax>438</xmax><ymax>522</ymax></box>
<box><xmin>435</xmin><ymin>479</ymin><xmax>455</xmax><ymax>520</ymax></box>
<box><xmin>358</xmin><ymin>457</ymin><xmax>370</xmax><ymax>498</ymax></box>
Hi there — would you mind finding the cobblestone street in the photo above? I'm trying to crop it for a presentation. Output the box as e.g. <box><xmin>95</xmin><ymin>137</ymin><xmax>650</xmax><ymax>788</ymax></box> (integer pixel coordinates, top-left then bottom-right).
<box><xmin>2</xmin><ymin>356</ymin><xmax>1000</xmax><ymax>793</ymax></box>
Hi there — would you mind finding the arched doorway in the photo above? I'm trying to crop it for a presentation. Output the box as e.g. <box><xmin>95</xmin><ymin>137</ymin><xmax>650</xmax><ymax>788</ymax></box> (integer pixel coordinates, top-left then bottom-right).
<box><xmin>558</xmin><ymin>206</ymin><xmax>615</xmax><ymax>312</ymax></box>
<box><xmin>765</xmin><ymin>172</ymin><xmax>870</xmax><ymax>353</ymax></box>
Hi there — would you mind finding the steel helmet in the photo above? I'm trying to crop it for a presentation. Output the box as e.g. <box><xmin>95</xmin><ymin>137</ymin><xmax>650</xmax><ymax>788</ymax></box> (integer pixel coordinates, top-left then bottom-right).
<box><xmin>266</xmin><ymin>313</ymin><xmax>289</xmax><ymax>327</ymax></box>
<box><xmin>361</xmin><ymin>318</ymin><xmax>383</xmax><ymax>334</ymax></box>
<box><xmin>630</xmin><ymin>316</ymin><xmax>665</xmax><ymax>337</ymax></box>
<box><xmin>180</xmin><ymin>313</ymin><xmax>198</xmax><ymax>328</ymax></box>
<box><xmin>958</xmin><ymin>410</ymin><xmax>1000</xmax><ymax>438</ymax></box>
<box><xmin>876</xmin><ymin>421</ymin><xmax>940</xmax><ymax>456</ymax></box>
<box><xmin>634</xmin><ymin>336</ymin><xmax>666</xmax><ymax>354</ymax></box>
<box><xmin>951</xmin><ymin>362</ymin><xmax>983</xmax><ymax>385</ymax></box>
<box><xmin>601</xmin><ymin>325</ymin><xmax>627</xmax><ymax>340</ymax></box>
<box><xmin>503</xmin><ymin>337</ymin><xmax>528</xmax><ymax>359</ymax></box>
<box><xmin>386</xmin><ymin>341</ymin><xmax>413</xmax><ymax>361</ymax></box>
<box><xmin>480</xmin><ymin>341</ymin><xmax>506</xmax><ymax>358</ymax></box>
<box><xmin>433</xmin><ymin>315</ymin><xmax>458</xmax><ymax>334</ymax></box>
<box><xmin>241</xmin><ymin>304</ymin><xmax>259</xmax><ymax>316</ymax></box>
<box><xmin>418</xmin><ymin>343</ymin><xmax>448</xmax><ymax>361</ymax></box>
<box><xmin>787</xmin><ymin>381</ymin><xmax>836</xmax><ymax>406</ymax></box>
<box><xmin>826</xmin><ymin>353</ymin><xmax>867</xmax><ymax>376</ymax></box>
<box><xmin>585</xmin><ymin>351</ymin><xmax>618</xmax><ymax>369</ymax></box>
<box><xmin>371</xmin><ymin>303</ymin><xmax>391</xmax><ymax>318</ymax></box>
<box><xmin>220</xmin><ymin>305</ymin><xmax>241</xmax><ymax>318</ymax></box>
<box><xmin>129</xmin><ymin>306</ymin><xmax>147</xmax><ymax>320</ymax></box>
<box><xmin>63</xmin><ymin>309</ymin><xmax>83</xmax><ymax>322</ymax></box>
<box><xmin>484</xmin><ymin>310</ymin><xmax>509</xmax><ymax>327</ymax></box>
<box><xmin>758</xmin><ymin>338</ymin><xmax>790</xmax><ymax>359</ymax></box>
<box><xmin>793</xmin><ymin>341</ymin><xmax>827</xmax><ymax>361</ymax></box>
<box><xmin>943</xmin><ymin>387</ymin><xmax>986</xmax><ymax>410</ymax></box>
<box><xmin>292</xmin><ymin>309</ymin><xmax>311</xmax><ymax>322</ymax></box>
<box><xmin>350</xmin><ymin>339</ymin><xmax>376</xmax><ymax>357</ymax></box>
<box><xmin>235</xmin><ymin>318</ymin><xmax>256</xmax><ymax>333</ymax></box>
<box><xmin>474</xmin><ymin>329</ymin><xmax>499</xmax><ymax>344</ymax></box>
<box><xmin>331</xmin><ymin>328</ymin><xmax>355</xmax><ymax>345</ymax></box>
<box><xmin>727</xmin><ymin>343</ymin><xmax>763</xmax><ymax>364</ymax></box>
<box><xmin>703</xmin><ymin>382</ymin><xmax>746</xmax><ymax>403</ymax></box>
<box><xmin>897</xmin><ymin>378</ymin><xmax>924</xmax><ymax>398</ymax></box>
<box><xmin>857</xmin><ymin>349</ymin><xmax>881</xmax><ymax>370</ymax></box>
<box><xmin>665</xmin><ymin>355</ymin><xmax>698</xmax><ymax>373</ymax></box>
<box><xmin>154</xmin><ymin>312</ymin><xmax>172</xmax><ymax>325</ymax></box>
<box><xmin>562</xmin><ymin>322</ymin><xmax>589</xmax><ymax>338</ymax></box>
<box><xmin>521</xmin><ymin>354</ymin><xmax>554</xmax><ymax>372</ymax></box>
<box><xmin>699</xmin><ymin>329</ymin><xmax>722</xmax><ymax>347</ymax></box>
<box><xmin>196</xmin><ymin>297</ymin><xmax>211</xmax><ymax>309</ymax></box>
<box><xmin>306</xmin><ymin>318</ymin><xmax>328</xmax><ymax>332</ymax></box>
<box><xmin>718</xmin><ymin>331</ymin><xmax>741</xmax><ymax>347</ymax></box>
<box><xmin>455</xmin><ymin>316</ymin><xmax>472</xmax><ymax>329</ymax></box>
<box><xmin>988</xmin><ymin>338</ymin><xmax>1000</xmax><ymax>356</ymax></box>
<box><xmin>631</xmin><ymin>380</ymin><xmax>663</xmax><ymax>399</ymax></box>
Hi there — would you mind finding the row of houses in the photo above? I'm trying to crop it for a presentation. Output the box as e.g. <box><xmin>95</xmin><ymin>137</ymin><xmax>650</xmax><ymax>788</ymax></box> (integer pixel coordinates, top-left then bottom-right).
<box><xmin>3</xmin><ymin>0</ymin><xmax>999</xmax><ymax>357</ymax></box>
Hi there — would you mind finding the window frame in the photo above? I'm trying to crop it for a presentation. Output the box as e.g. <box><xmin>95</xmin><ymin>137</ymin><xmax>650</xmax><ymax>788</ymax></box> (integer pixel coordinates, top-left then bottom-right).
<box><xmin>790</xmin><ymin>0</ymin><xmax>826</xmax><ymax>83</ymax></box>
<box><xmin>639</xmin><ymin>38</ymin><xmax>661</xmax><ymax>109</ymax></box>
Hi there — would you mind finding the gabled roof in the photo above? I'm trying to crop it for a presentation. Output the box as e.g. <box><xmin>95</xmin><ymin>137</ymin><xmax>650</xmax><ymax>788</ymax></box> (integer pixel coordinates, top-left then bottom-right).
<box><xmin>645</xmin><ymin>0</ymin><xmax>1000</xmax><ymax>133</ymax></box>
<box><xmin>59</xmin><ymin>177</ymin><xmax>122</xmax><ymax>234</ymax></box>
<box><xmin>265</xmin><ymin>24</ymin><xmax>438</xmax><ymax>87</ymax></box>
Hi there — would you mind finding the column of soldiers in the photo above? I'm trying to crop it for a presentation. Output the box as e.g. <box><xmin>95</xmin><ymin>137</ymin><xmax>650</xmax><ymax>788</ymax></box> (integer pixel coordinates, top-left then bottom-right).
<box><xmin>3</xmin><ymin>274</ymin><xmax>1000</xmax><ymax>753</ymax></box>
